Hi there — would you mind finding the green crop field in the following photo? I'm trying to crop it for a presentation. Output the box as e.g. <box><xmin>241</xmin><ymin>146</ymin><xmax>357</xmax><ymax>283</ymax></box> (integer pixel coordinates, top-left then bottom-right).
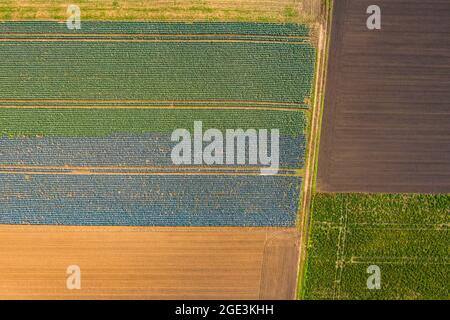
<box><xmin>0</xmin><ymin>21</ymin><xmax>315</xmax><ymax>139</ymax></box>
<box><xmin>302</xmin><ymin>193</ymin><xmax>449</xmax><ymax>300</ymax></box>
<box><xmin>0</xmin><ymin>40</ymin><xmax>314</xmax><ymax>104</ymax></box>
<box><xmin>0</xmin><ymin>108</ymin><xmax>306</xmax><ymax>138</ymax></box>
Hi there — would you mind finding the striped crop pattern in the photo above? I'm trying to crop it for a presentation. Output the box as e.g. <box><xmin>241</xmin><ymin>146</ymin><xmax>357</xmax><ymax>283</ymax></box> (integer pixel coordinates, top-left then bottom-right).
<box><xmin>0</xmin><ymin>22</ymin><xmax>316</xmax><ymax>226</ymax></box>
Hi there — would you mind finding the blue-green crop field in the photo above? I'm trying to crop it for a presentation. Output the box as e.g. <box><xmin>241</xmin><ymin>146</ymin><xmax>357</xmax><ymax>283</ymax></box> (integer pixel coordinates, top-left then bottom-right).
<box><xmin>0</xmin><ymin>21</ymin><xmax>316</xmax><ymax>227</ymax></box>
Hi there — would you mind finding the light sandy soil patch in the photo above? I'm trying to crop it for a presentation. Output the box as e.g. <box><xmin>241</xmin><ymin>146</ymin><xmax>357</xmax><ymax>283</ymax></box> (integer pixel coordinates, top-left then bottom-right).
<box><xmin>0</xmin><ymin>225</ymin><xmax>299</xmax><ymax>299</ymax></box>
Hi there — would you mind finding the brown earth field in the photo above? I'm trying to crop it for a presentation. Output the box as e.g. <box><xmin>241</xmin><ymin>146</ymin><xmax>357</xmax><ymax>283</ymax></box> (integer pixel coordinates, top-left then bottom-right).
<box><xmin>0</xmin><ymin>225</ymin><xmax>299</xmax><ymax>299</ymax></box>
<box><xmin>317</xmin><ymin>0</ymin><xmax>450</xmax><ymax>193</ymax></box>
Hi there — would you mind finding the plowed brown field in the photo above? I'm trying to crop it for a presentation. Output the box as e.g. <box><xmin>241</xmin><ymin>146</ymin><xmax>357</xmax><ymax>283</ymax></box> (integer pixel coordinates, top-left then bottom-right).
<box><xmin>317</xmin><ymin>0</ymin><xmax>450</xmax><ymax>193</ymax></box>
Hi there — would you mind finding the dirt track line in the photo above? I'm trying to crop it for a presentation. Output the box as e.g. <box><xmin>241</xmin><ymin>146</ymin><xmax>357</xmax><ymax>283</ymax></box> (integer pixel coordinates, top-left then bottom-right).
<box><xmin>350</xmin><ymin>256</ymin><xmax>449</xmax><ymax>265</ymax></box>
<box><xmin>0</xmin><ymin>105</ymin><xmax>308</xmax><ymax>112</ymax></box>
<box><xmin>318</xmin><ymin>221</ymin><xmax>448</xmax><ymax>228</ymax></box>
<box><xmin>0</xmin><ymin>225</ymin><xmax>294</xmax><ymax>233</ymax></box>
<box><xmin>351</xmin><ymin>222</ymin><xmax>449</xmax><ymax>227</ymax></box>
<box><xmin>0</xmin><ymin>170</ymin><xmax>302</xmax><ymax>177</ymax></box>
<box><xmin>0</xmin><ymin>99</ymin><xmax>303</xmax><ymax>107</ymax></box>
<box><xmin>0</xmin><ymin>164</ymin><xmax>300</xmax><ymax>172</ymax></box>
<box><xmin>0</xmin><ymin>38</ymin><xmax>308</xmax><ymax>44</ymax></box>
<box><xmin>0</xmin><ymin>33</ymin><xmax>310</xmax><ymax>40</ymax></box>
<box><xmin>296</xmin><ymin>7</ymin><xmax>332</xmax><ymax>299</ymax></box>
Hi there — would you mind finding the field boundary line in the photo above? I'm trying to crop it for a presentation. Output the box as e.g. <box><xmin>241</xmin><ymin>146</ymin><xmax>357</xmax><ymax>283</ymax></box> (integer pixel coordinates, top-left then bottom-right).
<box><xmin>349</xmin><ymin>256</ymin><xmax>449</xmax><ymax>265</ymax></box>
<box><xmin>350</xmin><ymin>222</ymin><xmax>448</xmax><ymax>227</ymax></box>
<box><xmin>0</xmin><ymin>33</ymin><xmax>310</xmax><ymax>40</ymax></box>
<box><xmin>0</xmin><ymin>170</ymin><xmax>303</xmax><ymax>177</ymax></box>
<box><xmin>314</xmin><ymin>221</ymin><xmax>340</xmax><ymax>228</ymax></box>
<box><xmin>0</xmin><ymin>164</ymin><xmax>302</xmax><ymax>172</ymax></box>
<box><xmin>0</xmin><ymin>225</ymin><xmax>295</xmax><ymax>233</ymax></box>
<box><xmin>0</xmin><ymin>99</ymin><xmax>305</xmax><ymax>107</ymax></box>
<box><xmin>0</xmin><ymin>38</ymin><xmax>309</xmax><ymax>44</ymax></box>
<box><xmin>350</xmin><ymin>226</ymin><xmax>447</xmax><ymax>231</ymax></box>
<box><xmin>296</xmin><ymin>0</ymin><xmax>333</xmax><ymax>299</ymax></box>
<box><xmin>0</xmin><ymin>105</ymin><xmax>309</xmax><ymax>112</ymax></box>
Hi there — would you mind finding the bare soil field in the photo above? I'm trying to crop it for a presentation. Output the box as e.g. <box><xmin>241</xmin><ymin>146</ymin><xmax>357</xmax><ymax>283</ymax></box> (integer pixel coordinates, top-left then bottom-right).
<box><xmin>317</xmin><ymin>0</ymin><xmax>450</xmax><ymax>193</ymax></box>
<box><xmin>0</xmin><ymin>225</ymin><xmax>299</xmax><ymax>299</ymax></box>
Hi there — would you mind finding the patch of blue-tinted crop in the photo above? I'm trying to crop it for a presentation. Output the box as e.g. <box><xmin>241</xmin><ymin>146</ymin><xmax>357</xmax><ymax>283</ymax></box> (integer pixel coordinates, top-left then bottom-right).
<box><xmin>0</xmin><ymin>133</ymin><xmax>306</xmax><ymax>168</ymax></box>
<box><xmin>0</xmin><ymin>174</ymin><xmax>301</xmax><ymax>226</ymax></box>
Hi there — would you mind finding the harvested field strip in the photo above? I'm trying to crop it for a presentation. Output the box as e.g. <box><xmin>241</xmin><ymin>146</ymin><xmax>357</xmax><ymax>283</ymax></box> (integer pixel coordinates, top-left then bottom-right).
<box><xmin>303</xmin><ymin>193</ymin><xmax>449</xmax><ymax>300</ymax></box>
<box><xmin>0</xmin><ymin>175</ymin><xmax>302</xmax><ymax>226</ymax></box>
<box><xmin>0</xmin><ymin>165</ymin><xmax>303</xmax><ymax>176</ymax></box>
<box><xmin>0</xmin><ymin>108</ymin><xmax>307</xmax><ymax>137</ymax></box>
<box><xmin>259</xmin><ymin>231</ymin><xmax>300</xmax><ymax>299</ymax></box>
<box><xmin>0</xmin><ymin>226</ymin><xmax>300</xmax><ymax>299</ymax></box>
<box><xmin>0</xmin><ymin>28</ymin><xmax>315</xmax><ymax>104</ymax></box>
<box><xmin>0</xmin><ymin>134</ymin><xmax>307</xmax><ymax>169</ymax></box>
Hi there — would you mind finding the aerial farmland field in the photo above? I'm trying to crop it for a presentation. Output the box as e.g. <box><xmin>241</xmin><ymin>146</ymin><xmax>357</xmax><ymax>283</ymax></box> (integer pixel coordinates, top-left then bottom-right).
<box><xmin>300</xmin><ymin>0</ymin><xmax>450</xmax><ymax>301</ymax></box>
<box><xmin>317</xmin><ymin>0</ymin><xmax>450</xmax><ymax>193</ymax></box>
<box><xmin>0</xmin><ymin>21</ymin><xmax>315</xmax><ymax>228</ymax></box>
<box><xmin>2</xmin><ymin>0</ymin><xmax>447</xmax><ymax>304</ymax></box>
<box><xmin>303</xmin><ymin>193</ymin><xmax>449</xmax><ymax>300</ymax></box>
<box><xmin>0</xmin><ymin>1</ymin><xmax>320</xmax><ymax>301</ymax></box>
<box><xmin>0</xmin><ymin>226</ymin><xmax>300</xmax><ymax>299</ymax></box>
<box><xmin>0</xmin><ymin>0</ymin><xmax>321</xmax><ymax>23</ymax></box>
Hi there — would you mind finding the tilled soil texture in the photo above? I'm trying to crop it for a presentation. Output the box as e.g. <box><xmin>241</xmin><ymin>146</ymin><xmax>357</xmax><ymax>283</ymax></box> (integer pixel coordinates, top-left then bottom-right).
<box><xmin>0</xmin><ymin>226</ymin><xmax>299</xmax><ymax>299</ymax></box>
<box><xmin>317</xmin><ymin>0</ymin><xmax>450</xmax><ymax>193</ymax></box>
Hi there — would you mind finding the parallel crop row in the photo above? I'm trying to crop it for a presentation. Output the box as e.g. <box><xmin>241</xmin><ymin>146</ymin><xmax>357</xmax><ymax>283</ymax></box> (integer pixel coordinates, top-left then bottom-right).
<box><xmin>0</xmin><ymin>22</ymin><xmax>311</xmax><ymax>37</ymax></box>
<box><xmin>0</xmin><ymin>41</ymin><xmax>315</xmax><ymax>104</ymax></box>
<box><xmin>0</xmin><ymin>174</ymin><xmax>302</xmax><ymax>227</ymax></box>
<box><xmin>0</xmin><ymin>108</ymin><xmax>307</xmax><ymax>137</ymax></box>
<box><xmin>0</xmin><ymin>133</ymin><xmax>306</xmax><ymax>168</ymax></box>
